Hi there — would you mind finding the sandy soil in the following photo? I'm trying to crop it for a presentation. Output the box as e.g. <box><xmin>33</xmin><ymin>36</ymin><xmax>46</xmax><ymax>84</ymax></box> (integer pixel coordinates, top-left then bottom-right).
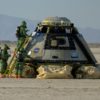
<box><xmin>0</xmin><ymin>79</ymin><xmax>100</xmax><ymax>100</ymax></box>
<box><xmin>0</xmin><ymin>47</ymin><xmax>100</xmax><ymax>100</ymax></box>
<box><xmin>90</xmin><ymin>48</ymin><xmax>100</xmax><ymax>63</ymax></box>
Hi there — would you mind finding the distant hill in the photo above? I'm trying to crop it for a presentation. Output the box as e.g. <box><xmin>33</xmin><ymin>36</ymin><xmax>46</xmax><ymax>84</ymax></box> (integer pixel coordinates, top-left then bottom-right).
<box><xmin>78</xmin><ymin>28</ymin><xmax>100</xmax><ymax>43</ymax></box>
<box><xmin>0</xmin><ymin>14</ymin><xmax>39</xmax><ymax>41</ymax></box>
<box><xmin>0</xmin><ymin>14</ymin><xmax>100</xmax><ymax>43</ymax></box>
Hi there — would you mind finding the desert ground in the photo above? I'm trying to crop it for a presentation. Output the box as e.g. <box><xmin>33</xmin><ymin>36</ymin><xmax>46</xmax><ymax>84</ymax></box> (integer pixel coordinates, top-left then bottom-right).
<box><xmin>0</xmin><ymin>43</ymin><xmax>100</xmax><ymax>100</ymax></box>
<box><xmin>0</xmin><ymin>79</ymin><xmax>100</xmax><ymax>100</ymax></box>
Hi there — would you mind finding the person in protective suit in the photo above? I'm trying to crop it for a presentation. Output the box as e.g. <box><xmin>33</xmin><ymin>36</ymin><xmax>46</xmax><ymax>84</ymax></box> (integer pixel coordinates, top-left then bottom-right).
<box><xmin>15</xmin><ymin>48</ymin><xmax>26</xmax><ymax>78</ymax></box>
<box><xmin>0</xmin><ymin>44</ymin><xmax>10</xmax><ymax>77</ymax></box>
<box><xmin>0</xmin><ymin>47</ymin><xmax>2</xmax><ymax>77</ymax></box>
<box><xmin>16</xmin><ymin>26</ymin><xmax>21</xmax><ymax>39</ymax></box>
<box><xmin>0</xmin><ymin>47</ymin><xmax>2</xmax><ymax>59</ymax></box>
<box><xmin>0</xmin><ymin>58</ymin><xmax>3</xmax><ymax>78</ymax></box>
<box><xmin>20</xmin><ymin>21</ymin><xmax>28</xmax><ymax>37</ymax></box>
<box><xmin>16</xmin><ymin>21</ymin><xmax>29</xmax><ymax>50</ymax></box>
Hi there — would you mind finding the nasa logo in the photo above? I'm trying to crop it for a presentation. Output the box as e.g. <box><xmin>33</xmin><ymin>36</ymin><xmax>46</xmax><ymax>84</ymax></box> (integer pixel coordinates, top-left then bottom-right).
<box><xmin>71</xmin><ymin>52</ymin><xmax>79</xmax><ymax>58</ymax></box>
<box><xmin>34</xmin><ymin>48</ymin><xmax>40</xmax><ymax>53</ymax></box>
<box><xmin>36</xmin><ymin>32</ymin><xmax>40</xmax><ymax>36</ymax></box>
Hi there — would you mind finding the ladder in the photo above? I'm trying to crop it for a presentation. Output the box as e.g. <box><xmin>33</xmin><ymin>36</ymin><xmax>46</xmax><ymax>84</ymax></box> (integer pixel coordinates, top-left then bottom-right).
<box><xmin>5</xmin><ymin>32</ymin><xmax>41</xmax><ymax>77</ymax></box>
<box><xmin>5</xmin><ymin>36</ymin><xmax>31</xmax><ymax>77</ymax></box>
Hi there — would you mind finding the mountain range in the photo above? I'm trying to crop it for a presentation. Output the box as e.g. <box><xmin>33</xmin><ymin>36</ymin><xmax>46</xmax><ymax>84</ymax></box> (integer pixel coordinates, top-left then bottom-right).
<box><xmin>0</xmin><ymin>14</ymin><xmax>100</xmax><ymax>43</ymax></box>
<box><xmin>0</xmin><ymin>14</ymin><xmax>38</xmax><ymax>41</ymax></box>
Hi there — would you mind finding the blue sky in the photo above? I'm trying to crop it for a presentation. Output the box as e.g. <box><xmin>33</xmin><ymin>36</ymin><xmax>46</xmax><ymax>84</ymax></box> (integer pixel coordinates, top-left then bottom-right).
<box><xmin>0</xmin><ymin>0</ymin><xmax>100</xmax><ymax>29</ymax></box>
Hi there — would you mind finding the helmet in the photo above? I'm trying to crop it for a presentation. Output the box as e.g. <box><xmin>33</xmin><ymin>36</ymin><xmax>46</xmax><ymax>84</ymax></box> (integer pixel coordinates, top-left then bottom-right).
<box><xmin>21</xmin><ymin>21</ymin><xmax>27</xmax><ymax>27</ymax></box>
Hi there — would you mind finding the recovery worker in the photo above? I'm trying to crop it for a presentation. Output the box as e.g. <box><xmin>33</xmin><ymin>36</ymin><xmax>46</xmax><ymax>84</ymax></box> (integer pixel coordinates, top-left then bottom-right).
<box><xmin>16</xmin><ymin>21</ymin><xmax>29</xmax><ymax>50</ymax></box>
<box><xmin>15</xmin><ymin>48</ymin><xmax>26</xmax><ymax>78</ymax></box>
<box><xmin>0</xmin><ymin>47</ymin><xmax>2</xmax><ymax>59</ymax></box>
<box><xmin>0</xmin><ymin>47</ymin><xmax>2</xmax><ymax>77</ymax></box>
<box><xmin>0</xmin><ymin>44</ymin><xmax>10</xmax><ymax>78</ymax></box>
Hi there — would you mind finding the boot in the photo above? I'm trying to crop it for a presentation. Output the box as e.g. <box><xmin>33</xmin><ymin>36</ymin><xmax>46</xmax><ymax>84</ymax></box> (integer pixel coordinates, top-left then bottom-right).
<box><xmin>18</xmin><ymin>75</ymin><xmax>23</xmax><ymax>78</ymax></box>
<box><xmin>0</xmin><ymin>74</ymin><xmax>4</xmax><ymax>78</ymax></box>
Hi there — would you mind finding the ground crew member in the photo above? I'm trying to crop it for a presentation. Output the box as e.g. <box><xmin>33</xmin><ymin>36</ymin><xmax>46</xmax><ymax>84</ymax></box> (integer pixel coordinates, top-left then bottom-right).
<box><xmin>15</xmin><ymin>48</ymin><xmax>26</xmax><ymax>78</ymax></box>
<box><xmin>0</xmin><ymin>47</ymin><xmax>3</xmax><ymax>77</ymax></box>
<box><xmin>16</xmin><ymin>26</ymin><xmax>21</xmax><ymax>39</ymax></box>
<box><xmin>0</xmin><ymin>44</ymin><xmax>10</xmax><ymax>77</ymax></box>
<box><xmin>20</xmin><ymin>21</ymin><xmax>28</xmax><ymax>38</ymax></box>
<box><xmin>0</xmin><ymin>47</ymin><xmax>2</xmax><ymax>59</ymax></box>
<box><xmin>16</xmin><ymin>26</ymin><xmax>24</xmax><ymax>49</ymax></box>
<box><xmin>0</xmin><ymin>59</ymin><xmax>4</xmax><ymax>78</ymax></box>
<box><xmin>15</xmin><ymin>21</ymin><xmax>29</xmax><ymax>50</ymax></box>
<box><xmin>70</xmin><ymin>23</ymin><xmax>78</xmax><ymax>34</ymax></box>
